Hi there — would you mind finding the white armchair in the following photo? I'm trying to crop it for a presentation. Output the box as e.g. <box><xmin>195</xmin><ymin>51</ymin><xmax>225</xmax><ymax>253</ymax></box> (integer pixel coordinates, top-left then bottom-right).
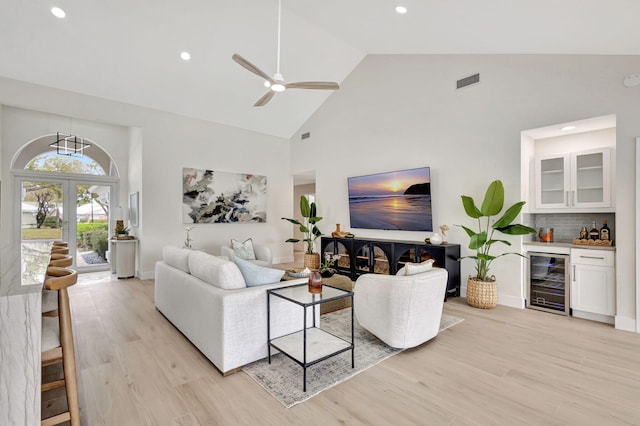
<box><xmin>220</xmin><ymin>243</ymin><xmax>273</xmax><ymax>268</ymax></box>
<box><xmin>353</xmin><ymin>268</ymin><xmax>448</xmax><ymax>349</ymax></box>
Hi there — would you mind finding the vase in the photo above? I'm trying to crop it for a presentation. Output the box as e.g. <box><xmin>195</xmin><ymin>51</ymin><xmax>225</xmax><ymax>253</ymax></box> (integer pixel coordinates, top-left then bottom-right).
<box><xmin>429</xmin><ymin>233</ymin><xmax>442</xmax><ymax>245</ymax></box>
<box><xmin>466</xmin><ymin>276</ymin><xmax>497</xmax><ymax>309</ymax></box>
<box><xmin>331</xmin><ymin>224</ymin><xmax>342</xmax><ymax>237</ymax></box>
<box><xmin>304</xmin><ymin>252</ymin><xmax>320</xmax><ymax>269</ymax></box>
<box><xmin>308</xmin><ymin>269</ymin><xmax>323</xmax><ymax>293</ymax></box>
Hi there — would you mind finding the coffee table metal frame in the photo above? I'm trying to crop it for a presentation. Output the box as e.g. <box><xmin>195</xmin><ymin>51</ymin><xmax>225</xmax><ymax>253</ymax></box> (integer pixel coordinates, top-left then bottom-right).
<box><xmin>267</xmin><ymin>283</ymin><xmax>354</xmax><ymax>392</ymax></box>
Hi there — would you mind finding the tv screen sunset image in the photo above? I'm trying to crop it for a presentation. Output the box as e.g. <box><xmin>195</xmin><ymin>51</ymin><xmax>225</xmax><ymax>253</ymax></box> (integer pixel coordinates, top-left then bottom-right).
<box><xmin>348</xmin><ymin>167</ymin><xmax>432</xmax><ymax>231</ymax></box>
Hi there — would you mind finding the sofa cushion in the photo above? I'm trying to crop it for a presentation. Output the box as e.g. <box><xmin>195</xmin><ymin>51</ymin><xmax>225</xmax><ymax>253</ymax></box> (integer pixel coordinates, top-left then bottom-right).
<box><xmin>163</xmin><ymin>246</ymin><xmax>192</xmax><ymax>273</ymax></box>
<box><xmin>233</xmin><ymin>256</ymin><xmax>284</xmax><ymax>287</ymax></box>
<box><xmin>188</xmin><ymin>251</ymin><xmax>246</xmax><ymax>290</ymax></box>
<box><xmin>400</xmin><ymin>259</ymin><xmax>435</xmax><ymax>276</ymax></box>
<box><xmin>231</xmin><ymin>238</ymin><xmax>256</xmax><ymax>260</ymax></box>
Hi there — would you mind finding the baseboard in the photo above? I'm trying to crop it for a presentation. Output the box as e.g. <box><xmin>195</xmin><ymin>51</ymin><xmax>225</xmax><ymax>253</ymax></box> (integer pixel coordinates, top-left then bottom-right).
<box><xmin>497</xmin><ymin>293</ymin><xmax>525</xmax><ymax>309</ymax></box>
<box><xmin>139</xmin><ymin>270</ymin><xmax>155</xmax><ymax>280</ymax></box>
<box><xmin>573</xmin><ymin>310</ymin><xmax>614</xmax><ymax>325</ymax></box>
<box><xmin>460</xmin><ymin>285</ymin><xmax>525</xmax><ymax>309</ymax></box>
<box><xmin>615</xmin><ymin>315</ymin><xmax>637</xmax><ymax>332</ymax></box>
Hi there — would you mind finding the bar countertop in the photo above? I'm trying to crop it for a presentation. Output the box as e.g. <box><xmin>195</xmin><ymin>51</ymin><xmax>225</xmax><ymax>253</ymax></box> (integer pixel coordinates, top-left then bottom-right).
<box><xmin>524</xmin><ymin>240</ymin><xmax>616</xmax><ymax>251</ymax></box>
<box><xmin>0</xmin><ymin>241</ymin><xmax>52</xmax><ymax>297</ymax></box>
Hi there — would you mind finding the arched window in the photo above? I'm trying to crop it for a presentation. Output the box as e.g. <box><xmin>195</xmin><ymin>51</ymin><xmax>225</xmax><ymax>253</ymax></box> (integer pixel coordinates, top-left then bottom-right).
<box><xmin>25</xmin><ymin>150</ymin><xmax>106</xmax><ymax>175</ymax></box>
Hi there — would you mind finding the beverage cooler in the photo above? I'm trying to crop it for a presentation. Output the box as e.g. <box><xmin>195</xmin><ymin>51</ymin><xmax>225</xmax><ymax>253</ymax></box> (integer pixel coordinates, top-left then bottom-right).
<box><xmin>527</xmin><ymin>252</ymin><xmax>570</xmax><ymax>315</ymax></box>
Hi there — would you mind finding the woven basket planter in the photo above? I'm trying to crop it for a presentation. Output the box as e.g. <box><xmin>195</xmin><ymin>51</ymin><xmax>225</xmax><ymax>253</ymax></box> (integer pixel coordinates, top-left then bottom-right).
<box><xmin>466</xmin><ymin>276</ymin><xmax>497</xmax><ymax>309</ymax></box>
<box><xmin>303</xmin><ymin>253</ymin><xmax>320</xmax><ymax>270</ymax></box>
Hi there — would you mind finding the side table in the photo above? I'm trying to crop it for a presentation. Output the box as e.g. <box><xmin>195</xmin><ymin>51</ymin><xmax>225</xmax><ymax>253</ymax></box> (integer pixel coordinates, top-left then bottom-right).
<box><xmin>267</xmin><ymin>283</ymin><xmax>354</xmax><ymax>392</ymax></box>
<box><xmin>109</xmin><ymin>239</ymin><xmax>137</xmax><ymax>279</ymax></box>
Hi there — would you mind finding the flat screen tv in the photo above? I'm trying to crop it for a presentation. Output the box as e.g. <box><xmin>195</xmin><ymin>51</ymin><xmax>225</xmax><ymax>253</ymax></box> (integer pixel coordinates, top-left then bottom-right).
<box><xmin>348</xmin><ymin>166</ymin><xmax>432</xmax><ymax>231</ymax></box>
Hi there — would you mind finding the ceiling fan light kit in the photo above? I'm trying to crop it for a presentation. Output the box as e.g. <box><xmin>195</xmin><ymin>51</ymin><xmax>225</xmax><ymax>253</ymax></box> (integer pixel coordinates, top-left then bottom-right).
<box><xmin>232</xmin><ymin>0</ymin><xmax>339</xmax><ymax>106</ymax></box>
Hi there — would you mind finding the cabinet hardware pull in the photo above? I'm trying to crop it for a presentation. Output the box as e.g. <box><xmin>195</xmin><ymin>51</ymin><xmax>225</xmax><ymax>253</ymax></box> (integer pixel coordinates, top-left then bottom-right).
<box><xmin>579</xmin><ymin>255</ymin><xmax>605</xmax><ymax>260</ymax></box>
<box><xmin>565</xmin><ymin>191</ymin><xmax>569</xmax><ymax>206</ymax></box>
<box><xmin>572</xmin><ymin>265</ymin><xmax>576</xmax><ymax>282</ymax></box>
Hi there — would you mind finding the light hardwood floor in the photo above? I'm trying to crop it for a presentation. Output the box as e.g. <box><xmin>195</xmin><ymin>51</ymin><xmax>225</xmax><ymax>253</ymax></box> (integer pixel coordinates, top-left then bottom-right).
<box><xmin>43</xmin><ymin>268</ymin><xmax>640</xmax><ymax>425</ymax></box>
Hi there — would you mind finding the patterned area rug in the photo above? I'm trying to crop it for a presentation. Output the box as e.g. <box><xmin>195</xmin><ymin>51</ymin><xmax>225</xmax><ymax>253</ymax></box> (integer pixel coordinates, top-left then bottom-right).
<box><xmin>242</xmin><ymin>310</ymin><xmax>464</xmax><ymax>408</ymax></box>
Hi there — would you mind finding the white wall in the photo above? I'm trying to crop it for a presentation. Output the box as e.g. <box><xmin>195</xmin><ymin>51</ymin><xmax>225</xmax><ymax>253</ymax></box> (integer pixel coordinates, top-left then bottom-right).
<box><xmin>0</xmin><ymin>77</ymin><xmax>296</xmax><ymax>280</ymax></box>
<box><xmin>535</xmin><ymin>128</ymin><xmax>616</xmax><ymax>156</ymax></box>
<box><xmin>292</xmin><ymin>54</ymin><xmax>640</xmax><ymax>330</ymax></box>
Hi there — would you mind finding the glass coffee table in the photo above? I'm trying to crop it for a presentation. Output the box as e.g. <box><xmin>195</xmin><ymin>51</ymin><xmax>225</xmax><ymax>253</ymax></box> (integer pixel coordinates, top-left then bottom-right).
<box><xmin>267</xmin><ymin>283</ymin><xmax>354</xmax><ymax>392</ymax></box>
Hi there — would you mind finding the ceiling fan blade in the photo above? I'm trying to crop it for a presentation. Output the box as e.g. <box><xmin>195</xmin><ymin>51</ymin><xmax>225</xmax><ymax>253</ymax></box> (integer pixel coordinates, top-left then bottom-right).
<box><xmin>232</xmin><ymin>53</ymin><xmax>274</xmax><ymax>84</ymax></box>
<box><xmin>286</xmin><ymin>81</ymin><xmax>340</xmax><ymax>90</ymax></box>
<box><xmin>254</xmin><ymin>91</ymin><xmax>276</xmax><ymax>107</ymax></box>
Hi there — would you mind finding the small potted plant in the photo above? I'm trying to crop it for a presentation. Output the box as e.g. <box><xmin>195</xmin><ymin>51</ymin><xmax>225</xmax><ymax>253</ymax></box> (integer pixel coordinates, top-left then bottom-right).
<box><xmin>282</xmin><ymin>196</ymin><xmax>323</xmax><ymax>269</ymax></box>
<box><xmin>319</xmin><ymin>253</ymin><xmax>340</xmax><ymax>278</ymax></box>
<box><xmin>457</xmin><ymin>180</ymin><xmax>536</xmax><ymax>309</ymax></box>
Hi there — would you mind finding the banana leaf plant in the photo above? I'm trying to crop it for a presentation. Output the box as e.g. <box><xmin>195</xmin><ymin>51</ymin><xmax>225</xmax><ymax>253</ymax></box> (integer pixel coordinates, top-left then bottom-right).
<box><xmin>282</xmin><ymin>196</ymin><xmax>323</xmax><ymax>254</ymax></box>
<box><xmin>457</xmin><ymin>180</ymin><xmax>536</xmax><ymax>281</ymax></box>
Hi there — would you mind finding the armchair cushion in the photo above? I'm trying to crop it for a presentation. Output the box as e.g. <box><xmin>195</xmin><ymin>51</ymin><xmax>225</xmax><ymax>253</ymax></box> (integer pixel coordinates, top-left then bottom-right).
<box><xmin>403</xmin><ymin>259</ymin><xmax>435</xmax><ymax>276</ymax></box>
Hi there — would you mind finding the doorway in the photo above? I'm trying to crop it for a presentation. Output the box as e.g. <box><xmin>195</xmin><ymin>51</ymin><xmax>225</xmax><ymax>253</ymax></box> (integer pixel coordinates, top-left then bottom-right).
<box><xmin>16</xmin><ymin>174</ymin><xmax>118</xmax><ymax>273</ymax></box>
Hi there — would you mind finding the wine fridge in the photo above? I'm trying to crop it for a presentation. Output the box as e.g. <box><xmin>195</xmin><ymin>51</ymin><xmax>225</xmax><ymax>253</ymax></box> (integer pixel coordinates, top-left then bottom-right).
<box><xmin>527</xmin><ymin>252</ymin><xmax>570</xmax><ymax>315</ymax></box>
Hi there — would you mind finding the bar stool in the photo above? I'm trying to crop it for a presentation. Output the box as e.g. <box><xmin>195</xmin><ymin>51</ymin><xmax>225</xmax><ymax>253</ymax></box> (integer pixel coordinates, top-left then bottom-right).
<box><xmin>51</xmin><ymin>247</ymin><xmax>69</xmax><ymax>255</ymax></box>
<box><xmin>41</xmin><ymin>266</ymin><xmax>80</xmax><ymax>426</ymax></box>
<box><xmin>49</xmin><ymin>253</ymin><xmax>72</xmax><ymax>267</ymax></box>
<box><xmin>43</xmin><ymin>255</ymin><xmax>73</xmax><ymax>317</ymax></box>
<box><xmin>52</xmin><ymin>241</ymin><xmax>68</xmax><ymax>247</ymax></box>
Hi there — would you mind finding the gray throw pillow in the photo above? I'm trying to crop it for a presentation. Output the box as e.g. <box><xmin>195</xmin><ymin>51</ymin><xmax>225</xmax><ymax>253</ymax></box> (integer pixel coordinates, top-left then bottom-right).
<box><xmin>233</xmin><ymin>256</ymin><xmax>284</xmax><ymax>286</ymax></box>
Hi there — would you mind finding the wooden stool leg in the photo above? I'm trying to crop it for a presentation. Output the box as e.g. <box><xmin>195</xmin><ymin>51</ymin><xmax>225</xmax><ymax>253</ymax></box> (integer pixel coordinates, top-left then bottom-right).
<box><xmin>58</xmin><ymin>288</ymin><xmax>80</xmax><ymax>426</ymax></box>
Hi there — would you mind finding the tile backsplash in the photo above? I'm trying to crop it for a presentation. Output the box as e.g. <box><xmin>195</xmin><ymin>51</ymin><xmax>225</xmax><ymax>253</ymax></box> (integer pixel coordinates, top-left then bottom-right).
<box><xmin>522</xmin><ymin>213</ymin><xmax>615</xmax><ymax>243</ymax></box>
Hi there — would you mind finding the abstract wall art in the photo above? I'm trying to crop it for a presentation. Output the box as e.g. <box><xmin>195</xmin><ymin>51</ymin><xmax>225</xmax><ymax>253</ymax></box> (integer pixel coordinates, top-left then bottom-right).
<box><xmin>182</xmin><ymin>167</ymin><xmax>267</xmax><ymax>224</ymax></box>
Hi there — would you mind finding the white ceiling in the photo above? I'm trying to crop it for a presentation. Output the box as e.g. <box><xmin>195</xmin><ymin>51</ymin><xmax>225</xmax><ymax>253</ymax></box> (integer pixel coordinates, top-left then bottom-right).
<box><xmin>1</xmin><ymin>0</ymin><xmax>639</xmax><ymax>139</ymax></box>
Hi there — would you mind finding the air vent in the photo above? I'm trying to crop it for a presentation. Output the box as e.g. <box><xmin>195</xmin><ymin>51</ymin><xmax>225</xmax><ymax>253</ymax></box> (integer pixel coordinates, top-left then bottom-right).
<box><xmin>456</xmin><ymin>73</ymin><xmax>480</xmax><ymax>89</ymax></box>
<box><xmin>301</xmin><ymin>132</ymin><xmax>310</xmax><ymax>140</ymax></box>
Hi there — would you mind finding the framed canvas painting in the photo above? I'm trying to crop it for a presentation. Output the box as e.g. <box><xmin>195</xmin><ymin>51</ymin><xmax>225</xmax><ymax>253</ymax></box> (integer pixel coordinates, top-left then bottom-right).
<box><xmin>182</xmin><ymin>167</ymin><xmax>267</xmax><ymax>224</ymax></box>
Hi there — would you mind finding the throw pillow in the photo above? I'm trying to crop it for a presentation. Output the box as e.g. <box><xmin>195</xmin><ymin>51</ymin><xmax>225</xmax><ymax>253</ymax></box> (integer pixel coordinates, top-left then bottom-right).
<box><xmin>233</xmin><ymin>256</ymin><xmax>284</xmax><ymax>287</ymax></box>
<box><xmin>188</xmin><ymin>251</ymin><xmax>246</xmax><ymax>290</ymax></box>
<box><xmin>163</xmin><ymin>246</ymin><xmax>192</xmax><ymax>273</ymax></box>
<box><xmin>231</xmin><ymin>238</ymin><xmax>256</xmax><ymax>260</ymax></box>
<box><xmin>403</xmin><ymin>259</ymin><xmax>435</xmax><ymax>276</ymax></box>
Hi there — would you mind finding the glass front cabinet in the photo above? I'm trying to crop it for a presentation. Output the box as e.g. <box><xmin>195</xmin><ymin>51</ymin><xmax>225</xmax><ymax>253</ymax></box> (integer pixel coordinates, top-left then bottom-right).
<box><xmin>534</xmin><ymin>148</ymin><xmax>612</xmax><ymax>211</ymax></box>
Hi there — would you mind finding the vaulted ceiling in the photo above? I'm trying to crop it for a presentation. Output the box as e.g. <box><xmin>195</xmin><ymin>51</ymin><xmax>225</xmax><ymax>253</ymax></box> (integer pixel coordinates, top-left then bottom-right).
<box><xmin>1</xmin><ymin>0</ymin><xmax>638</xmax><ymax>138</ymax></box>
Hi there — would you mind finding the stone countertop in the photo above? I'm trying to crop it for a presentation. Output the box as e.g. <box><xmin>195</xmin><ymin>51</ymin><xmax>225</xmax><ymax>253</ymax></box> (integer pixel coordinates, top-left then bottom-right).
<box><xmin>0</xmin><ymin>241</ymin><xmax>52</xmax><ymax>297</ymax></box>
<box><xmin>523</xmin><ymin>241</ymin><xmax>616</xmax><ymax>251</ymax></box>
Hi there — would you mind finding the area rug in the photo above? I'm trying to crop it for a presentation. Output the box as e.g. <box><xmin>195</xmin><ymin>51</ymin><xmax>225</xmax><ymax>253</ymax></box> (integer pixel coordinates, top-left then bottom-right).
<box><xmin>242</xmin><ymin>310</ymin><xmax>463</xmax><ymax>408</ymax></box>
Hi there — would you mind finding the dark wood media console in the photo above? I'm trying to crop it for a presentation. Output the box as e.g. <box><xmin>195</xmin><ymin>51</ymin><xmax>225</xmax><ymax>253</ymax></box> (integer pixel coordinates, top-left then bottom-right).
<box><xmin>321</xmin><ymin>237</ymin><xmax>461</xmax><ymax>297</ymax></box>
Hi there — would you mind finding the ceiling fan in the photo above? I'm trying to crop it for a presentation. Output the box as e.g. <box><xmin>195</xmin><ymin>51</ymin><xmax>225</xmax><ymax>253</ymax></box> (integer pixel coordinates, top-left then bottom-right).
<box><xmin>232</xmin><ymin>0</ymin><xmax>339</xmax><ymax>107</ymax></box>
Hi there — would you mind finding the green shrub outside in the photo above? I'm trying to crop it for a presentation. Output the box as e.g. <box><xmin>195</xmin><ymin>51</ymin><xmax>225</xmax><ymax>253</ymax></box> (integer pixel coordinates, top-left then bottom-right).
<box><xmin>43</xmin><ymin>216</ymin><xmax>61</xmax><ymax>228</ymax></box>
<box><xmin>77</xmin><ymin>221</ymin><xmax>108</xmax><ymax>253</ymax></box>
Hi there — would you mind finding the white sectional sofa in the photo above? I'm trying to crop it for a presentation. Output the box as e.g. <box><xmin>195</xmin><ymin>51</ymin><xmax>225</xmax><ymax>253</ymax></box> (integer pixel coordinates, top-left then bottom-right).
<box><xmin>154</xmin><ymin>246</ymin><xmax>310</xmax><ymax>374</ymax></box>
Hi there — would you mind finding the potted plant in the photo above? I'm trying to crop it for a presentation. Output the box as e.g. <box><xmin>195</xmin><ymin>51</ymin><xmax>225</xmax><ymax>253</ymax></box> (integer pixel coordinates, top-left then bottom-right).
<box><xmin>457</xmin><ymin>180</ymin><xmax>536</xmax><ymax>309</ymax></box>
<box><xmin>319</xmin><ymin>253</ymin><xmax>340</xmax><ymax>278</ymax></box>
<box><xmin>282</xmin><ymin>196</ymin><xmax>323</xmax><ymax>269</ymax></box>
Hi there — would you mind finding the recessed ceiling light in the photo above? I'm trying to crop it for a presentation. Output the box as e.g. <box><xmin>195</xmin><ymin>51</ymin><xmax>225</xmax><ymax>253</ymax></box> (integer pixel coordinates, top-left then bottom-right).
<box><xmin>561</xmin><ymin>125</ymin><xmax>576</xmax><ymax>131</ymax></box>
<box><xmin>180</xmin><ymin>51</ymin><xmax>191</xmax><ymax>61</ymax></box>
<box><xmin>395</xmin><ymin>6</ymin><xmax>408</xmax><ymax>14</ymax></box>
<box><xmin>264</xmin><ymin>80</ymin><xmax>271</xmax><ymax>88</ymax></box>
<box><xmin>51</xmin><ymin>7</ymin><xmax>66</xmax><ymax>18</ymax></box>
